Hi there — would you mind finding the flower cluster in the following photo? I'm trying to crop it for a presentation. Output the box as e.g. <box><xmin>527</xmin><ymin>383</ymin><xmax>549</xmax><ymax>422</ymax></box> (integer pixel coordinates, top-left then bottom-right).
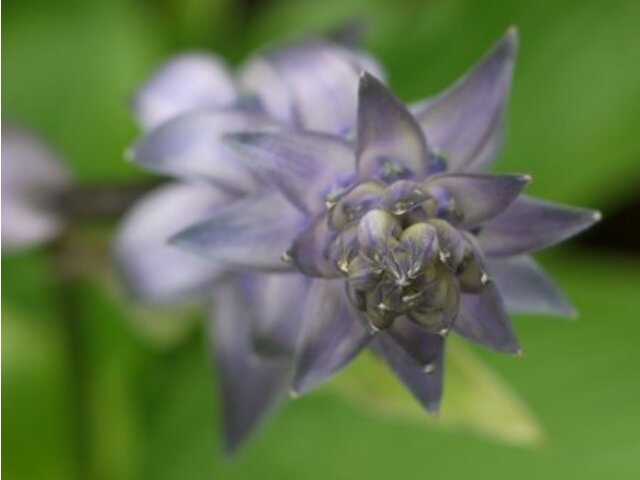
<box><xmin>116</xmin><ymin>28</ymin><xmax>599</xmax><ymax>452</ymax></box>
<box><xmin>2</xmin><ymin>123</ymin><xmax>70</xmax><ymax>252</ymax></box>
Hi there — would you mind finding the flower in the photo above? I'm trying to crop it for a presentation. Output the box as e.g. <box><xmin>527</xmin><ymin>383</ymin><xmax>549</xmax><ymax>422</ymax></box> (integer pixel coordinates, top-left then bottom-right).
<box><xmin>115</xmin><ymin>34</ymin><xmax>384</xmax><ymax>452</ymax></box>
<box><xmin>2</xmin><ymin>122</ymin><xmax>70</xmax><ymax>252</ymax></box>
<box><xmin>169</xmin><ymin>28</ymin><xmax>600</xmax><ymax>414</ymax></box>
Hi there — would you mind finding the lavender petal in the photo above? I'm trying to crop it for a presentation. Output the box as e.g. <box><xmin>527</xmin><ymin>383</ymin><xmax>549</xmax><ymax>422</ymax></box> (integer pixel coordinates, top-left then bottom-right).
<box><xmin>424</xmin><ymin>173</ymin><xmax>530</xmax><ymax>226</ymax></box>
<box><xmin>373</xmin><ymin>332</ymin><xmax>444</xmax><ymax>413</ymax></box>
<box><xmin>209</xmin><ymin>274</ymin><xmax>290</xmax><ymax>454</ymax></box>
<box><xmin>250</xmin><ymin>273</ymin><xmax>310</xmax><ymax>358</ymax></box>
<box><xmin>114</xmin><ymin>182</ymin><xmax>229</xmax><ymax>304</ymax></box>
<box><xmin>131</xmin><ymin>111</ymin><xmax>273</xmax><ymax>193</ymax></box>
<box><xmin>240</xmin><ymin>39</ymin><xmax>385</xmax><ymax>135</ymax></box>
<box><xmin>224</xmin><ymin>131</ymin><xmax>355</xmax><ymax>214</ymax></box>
<box><xmin>357</xmin><ymin>72</ymin><xmax>430</xmax><ymax>182</ymax></box>
<box><xmin>292</xmin><ymin>279</ymin><xmax>372</xmax><ymax>395</ymax></box>
<box><xmin>170</xmin><ymin>190</ymin><xmax>305</xmax><ymax>271</ymax></box>
<box><xmin>131</xmin><ymin>53</ymin><xmax>237</xmax><ymax>130</ymax></box>
<box><xmin>412</xmin><ymin>28</ymin><xmax>517</xmax><ymax>172</ymax></box>
<box><xmin>485</xmin><ymin>255</ymin><xmax>575</xmax><ymax>317</ymax></box>
<box><xmin>2</xmin><ymin>123</ymin><xmax>70</xmax><ymax>252</ymax></box>
<box><xmin>288</xmin><ymin>213</ymin><xmax>341</xmax><ymax>277</ymax></box>
<box><xmin>454</xmin><ymin>283</ymin><xmax>520</xmax><ymax>354</ymax></box>
<box><xmin>476</xmin><ymin>195</ymin><xmax>601</xmax><ymax>256</ymax></box>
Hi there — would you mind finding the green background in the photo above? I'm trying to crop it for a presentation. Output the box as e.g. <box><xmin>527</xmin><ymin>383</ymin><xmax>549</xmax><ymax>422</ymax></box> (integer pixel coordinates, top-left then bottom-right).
<box><xmin>3</xmin><ymin>0</ymin><xmax>640</xmax><ymax>478</ymax></box>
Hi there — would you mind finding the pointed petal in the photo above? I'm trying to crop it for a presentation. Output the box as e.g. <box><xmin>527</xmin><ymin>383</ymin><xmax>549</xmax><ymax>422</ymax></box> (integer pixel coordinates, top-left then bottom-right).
<box><xmin>240</xmin><ymin>39</ymin><xmax>385</xmax><ymax>135</ymax></box>
<box><xmin>485</xmin><ymin>255</ymin><xmax>575</xmax><ymax>317</ymax></box>
<box><xmin>114</xmin><ymin>182</ymin><xmax>229</xmax><ymax>304</ymax></box>
<box><xmin>131</xmin><ymin>53</ymin><xmax>237</xmax><ymax>130</ymax></box>
<box><xmin>250</xmin><ymin>273</ymin><xmax>310</xmax><ymax>358</ymax></box>
<box><xmin>224</xmin><ymin>131</ymin><xmax>355</xmax><ymax>214</ymax></box>
<box><xmin>292</xmin><ymin>279</ymin><xmax>372</xmax><ymax>395</ymax></box>
<box><xmin>387</xmin><ymin>316</ymin><xmax>445</xmax><ymax>370</ymax></box>
<box><xmin>476</xmin><ymin>196</ymin><xmax>601</xmax><ymax>256</ymax></box>
<box><xmin>373</xmin><ymin>332</ymin><xmax>444</xmax><ymax>413</ymax></box>
<box><xmin>1</xmin><ymin>123</ymin><xmax>70</xmax><ymax>252</ymax></box>
<box><xmin>130</xmin><ymin>111</ymin><xmax>272</xmax><ymax>193</ymax></box>
<box><xmin>454</xmin><ymin>283</ymin><xmax>520</xmax><ymax>354</ymax></box>
<box><xmin>424</xmin><ymin>173</ymin><xmax>530</xmax><ymax>225</ymax></box>
<box><xmin>170</xmin><ymin>190</ymin><xmax>305</xmax><ymax>271</ymax></box>
<box><xmin>357</xmin><ymin>73</ymin><xmax>429</xmax><ymax>182</ymax></box>
<box><xmin>209</xmin><ymin>274</ymin><xmax>289</xmax><ymax>454</ymax></box>
<box><xmin>288</xmin><ymin>213</ymin><xmax>341</xmax><ymax>277</ymax></box>
<box><xmin>413</xmin><ymin>28</ymin><xmax>518</xmax><ymax>172</ymax></box>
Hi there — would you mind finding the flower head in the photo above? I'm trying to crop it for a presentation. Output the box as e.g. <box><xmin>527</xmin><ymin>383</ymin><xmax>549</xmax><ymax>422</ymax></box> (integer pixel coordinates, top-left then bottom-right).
<box><xmin>172</xmin><ymin>29</ymin><xmax>599</xmax><ymax>412</ymax></box>
<box><xmin>116</xmin><ymin>33</ymin><xmax>384</xmax><ymax>452</ymax></box>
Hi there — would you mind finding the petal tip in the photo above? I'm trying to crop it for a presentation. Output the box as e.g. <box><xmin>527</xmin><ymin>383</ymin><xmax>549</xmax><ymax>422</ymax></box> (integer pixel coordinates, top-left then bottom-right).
<box><xmin>592</xmin><ymin>210</ymin><xmax>603</xmax><ymax>222</ymax></box>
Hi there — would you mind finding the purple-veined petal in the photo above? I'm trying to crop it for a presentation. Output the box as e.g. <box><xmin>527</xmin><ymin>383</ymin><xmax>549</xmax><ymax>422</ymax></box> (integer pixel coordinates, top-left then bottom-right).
<box><xmin>224</xmin><ymin>131</ymin><xmax>355</xmax><ymax>214</ymax></box>
<box><xmin>454</xmin><ymin>282</ymin><xmax>520</xmax><ymax>354</ymax></box>
<box><xmin>292</xmin><ymin>279</ymin><xmax>372</xmax><ymax>395</ymax></box>
<box><xmin>485</xmin><ymin>255</ymin><xmax>575</xmax><ymax>317</ymax></box>
<box><xmin>372</xmin><ymin>331</ymin><xmax>444</xmax><ymax>413</ymax></box>
<box><xmin>412</xmin><ymin>28</ymin><xmax>518</xmax><ymax>172</ymax></box>
<box><xmin>114</xmin><ymin>182</ymin><xmax>230</xmax><ymax>304</ymax></box>
<box><xmin>424</xmin><ymin>173</ymin><xmax>530</xmax><ymax>226</ymax></box>
<box><xmin>357</xmin><ymin>72</ymin><xmax>430</xmax><ymax>182</ymax></box>
<box><xmin>131</xmin><ymin>53</ymin><xmax>237</xmax><ymax>130</ymax></box>
<box><xmin>209</xmin><ymin>274</ymin><xmax>290</xmax><ymax>454</ymax></box>
<box><xmin>288</xmin><ymin>213</ymin><xmax>341</xmax><ymax>277</ymax></box>
<box><xmin>476</xmin><ymin>195</ymin><xmax>601</xmax><ymax>256</ymax></box>
<box><xmin>250</xmin><ymin>273</ymin><xmax>310</xmax><ymax>358</ymax></box>
<box><xmin>130</xmin><ymin>111</ymin><xmax>273</xmax><ymax>193</ymax></box>
<box><xmin>357</xmin><ymin>209</ymin><xmax>401</xmax><ymax>262</ymax></box>
<box><xmin>240</xmin><ymin>39</ymin><xmax>385</xmax><ymax>135</ymax></box>
<box><xmin>170</xmin><ymin>190</ymin><xmax>304</xmax><ymax>271</ymax></box>
<box><xmin>2</xmin><ymin>123</ymin><xmax>70</xmax><ymax>252</ymax></box>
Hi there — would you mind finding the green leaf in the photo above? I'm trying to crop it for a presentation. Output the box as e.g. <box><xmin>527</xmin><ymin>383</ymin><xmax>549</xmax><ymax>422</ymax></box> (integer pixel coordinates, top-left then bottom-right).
<box><xmin>328</xmin><ymin>338</ymin><xmax>543</xmax><ymax>446</ymax></box>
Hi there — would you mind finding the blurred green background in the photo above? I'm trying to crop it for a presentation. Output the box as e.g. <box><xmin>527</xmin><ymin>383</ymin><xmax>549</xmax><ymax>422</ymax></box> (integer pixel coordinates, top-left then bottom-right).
<box><xmin>3</xmin><ymin>0</ymin><xmax>640</xmax><ymax>478</ymax></box>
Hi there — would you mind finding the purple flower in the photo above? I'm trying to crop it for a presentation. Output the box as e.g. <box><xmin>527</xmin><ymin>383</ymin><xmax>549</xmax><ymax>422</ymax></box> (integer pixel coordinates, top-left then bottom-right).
<box><xmin>169</xmin><ymin>28</ymin><xmax>600</xmax><ymax>415</ymax></box>
<box><xmin>116</xmin><ymin>35</ymin><xmax>383</xmax><ymax>452</ymax></box>
<box><xmin>2</xmin><ymin>123</ymin><xmax>70</xmax><ymax>252</ymax></box>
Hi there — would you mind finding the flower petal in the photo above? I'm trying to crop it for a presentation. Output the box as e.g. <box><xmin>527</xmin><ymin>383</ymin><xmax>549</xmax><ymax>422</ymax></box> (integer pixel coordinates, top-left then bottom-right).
<box><xmin>130</xmin><ymin>111</ymin><xmax>272</xmax><ymax>193</ymax></box>
<box><xmin>424</xmin><ymin>173</ymin><xmax>530</xmax><ymax>226</ymax></box>
<box><xmin>357</xmin><ymin>72</ymin><xmax>430</xmax><ymax>182</ymax></box>
<box><xmin>476</xmin><ymin>196</ymin><xmax>601</xmax><ymax>256</ymax></box>
<box><xmin>1</xmin><ymin>123</ymin><xmax>70</xmax><ymax>252</ymax></box>
<box><xmin>412</xmin><ymin>28</ymin><xmax>518</xmax><ymax>172</ymax></box>
<box><xmin>372</xmin><ymin>332</ymin><xmax>444</xmax><ymax>413</ymax></box>
<box><xmin>292</xmin><ymin>279</ymin><xmax>372</xmax><ymax>395</ymax></box>
<box><xmin>485</xmin><ymin>255</ymin><xmax>575</xmax><ymax>317</ymax></box>
<box><xmin>454</xmin><ymin>282</ymin><xmax>520</xmax><ymax>354</ymax></box>
<box><xmin>288</xmin><ymin>213</ymin><xmax>341</xmax><ymax>277</ymax></box>
<box><xmin>250</xmin><ymin>273</ymin><xmax>310</xmax><ymax>358</ymax></box>
<box><xmin>114</xmin><ymin>182</ymin><xmax>229</xmax><ymax>304</ymax></box>
<box><xmin>224</xmin><ymin>131</ymin><xmax>355</xmax><ymax>214</ymax></box>
<box><xmin>209</xmin><ymin>274</ymin><xmax>290</xmax><ymax>454</ymax></box>
<box><xmin>387</xmin><ymin>316</ymin><xmax>445</xmax><ymax>370</ymax></box>
<box><xmin>240</xmin><ymin>39</ymin><xmax>385</xmax><ymax>135</ymax></box>
<box><xmin>170</xmin><ymin>190</ymin><xmax>305</xmax><ymax>271</ymax></box>
<box><xmin>131</xmin><ymin>53</ymin><xmax>237</xmax><ymax>130</ymax></box>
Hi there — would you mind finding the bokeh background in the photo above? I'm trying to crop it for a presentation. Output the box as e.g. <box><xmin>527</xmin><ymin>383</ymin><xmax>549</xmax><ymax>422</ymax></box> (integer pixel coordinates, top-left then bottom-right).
<box><xmin>3</xmin><ymin>0</ymin><xmax>640</xmax><ymax>478</ymax></box>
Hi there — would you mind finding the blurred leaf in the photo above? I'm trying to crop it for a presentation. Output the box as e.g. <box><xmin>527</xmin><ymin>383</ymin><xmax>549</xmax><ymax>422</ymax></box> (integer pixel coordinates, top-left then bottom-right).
<box><xmin>328</xmin><ymin>339</ymin><xmax>542</xmax><ymax>446</ymax></box>
<box><xmin>3</xmin><ymin>0</ymin><xmax>161</xmax><ymax>181</ymax></box>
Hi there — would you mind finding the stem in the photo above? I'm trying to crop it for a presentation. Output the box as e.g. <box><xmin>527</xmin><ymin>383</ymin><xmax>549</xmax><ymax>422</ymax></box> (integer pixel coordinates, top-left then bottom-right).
<box><xmin>57</xmin><ymin>179</ymin><xmax>164</xmax><ymax>223</ymax></box>
<box><xmin>50</xmin><ymin>236</ymin><xmax>92</xmax><ymax>480</ymax></box>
